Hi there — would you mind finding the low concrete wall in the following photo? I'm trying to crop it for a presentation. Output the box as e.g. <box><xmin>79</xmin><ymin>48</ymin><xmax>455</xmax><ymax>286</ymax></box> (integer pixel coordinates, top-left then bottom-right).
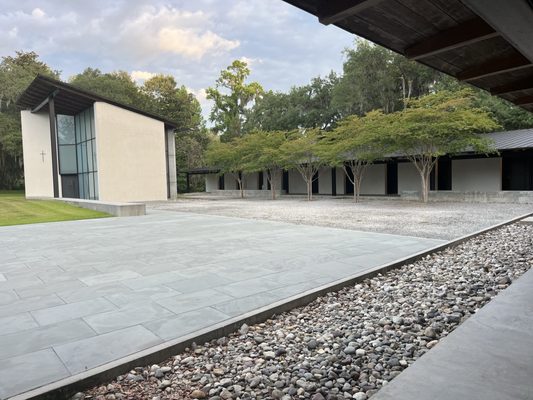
<box><xmin>401</xmin><ymin>191</ymin><xmax>533</xmax><ymax>204</ymax></box>
<box><xmin>211</xmin><ymin>190</ymin><xmax>286</xmax><ymax>198</ymax></box>
<box><xmin>58</xmin><ymin>198</ymin><xmax>146</xmax><ymax>217</ymax></box>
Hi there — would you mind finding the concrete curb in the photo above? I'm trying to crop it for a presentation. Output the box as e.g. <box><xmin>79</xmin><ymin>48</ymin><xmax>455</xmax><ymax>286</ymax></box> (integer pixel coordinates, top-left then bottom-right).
<box><xmin>10</xmin><ymin>212</ymin><xmax>533</xmax><ymax>400</ymax></box>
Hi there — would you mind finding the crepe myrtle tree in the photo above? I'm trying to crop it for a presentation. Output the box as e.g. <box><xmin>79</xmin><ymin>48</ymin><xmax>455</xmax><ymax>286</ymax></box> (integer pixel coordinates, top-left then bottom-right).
<box><xmin>240</xmin><ymin>131</ymin><xmax>287</xmax><ymax>200</ymax></box>
<box><xmin>385</xmin><ymin>89</ymin><xmax>500</xmax><ymax>202</ymax></box>
<box><xmin>205</xmin><ymin>138</ymin><xmax>248</xmax><ymax>199</ymax></box>
<box><xmin>281</xmin><ymin>128</ymin><xmax>325</xmax><ymax>201</ymax></box>
<box><xmin>320</xmin><ymin>111</ymin><xmax>388</xmax><ymax>202</ymax></box>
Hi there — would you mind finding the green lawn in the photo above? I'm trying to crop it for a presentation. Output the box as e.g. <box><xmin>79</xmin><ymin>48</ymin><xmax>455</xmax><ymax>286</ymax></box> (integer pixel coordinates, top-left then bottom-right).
<box><xmin>0</xmin><ymin>191</ymin><xmax>110</xmax><ymax>227</ymax></box>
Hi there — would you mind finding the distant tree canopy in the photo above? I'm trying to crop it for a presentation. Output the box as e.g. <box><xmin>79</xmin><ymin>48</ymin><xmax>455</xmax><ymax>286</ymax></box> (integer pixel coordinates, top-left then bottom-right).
<box><xmin>0</xmin><ymin>51</ymin><xmax>59</xmax><ymax>189</ymax></box>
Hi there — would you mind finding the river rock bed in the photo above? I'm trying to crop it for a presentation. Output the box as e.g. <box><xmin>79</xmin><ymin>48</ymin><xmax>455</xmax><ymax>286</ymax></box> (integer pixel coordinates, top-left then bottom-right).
<box><xmin>82</xmin><ymin>223</ymin><xmax>533</xmax><ymax>400</ymax></box>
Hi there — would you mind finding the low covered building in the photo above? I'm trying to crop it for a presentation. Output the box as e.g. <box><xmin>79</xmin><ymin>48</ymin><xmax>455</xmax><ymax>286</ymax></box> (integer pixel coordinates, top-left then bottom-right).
<box><xmin>17</xmin><ymin>75</ymin><xmax>177</xmax><ymax>202</ymax></box>
<box><xmin>204</xmin><ymin>129</ymin><xmax>533</xmax><ymax>202</ymax></box>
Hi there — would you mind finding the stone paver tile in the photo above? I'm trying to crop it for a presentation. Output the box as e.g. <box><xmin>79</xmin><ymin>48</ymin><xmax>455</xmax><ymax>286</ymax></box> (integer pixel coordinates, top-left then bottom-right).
<box><xmin>144</xmin><ymin>307</ymin><xmax>230</xmax><ymax>341</ymax></box>
<box><xmin>105</xmin><ymin>286</ymin><xmax>180</xmax><ymax>307</ymax></box>
<box><xmin>214</xmin><ymin>277</ymin><xmax>287</xmax><ymax>298</ymax></box>
<box><xmin>163</xmin><ymin>273</ymin><xmax>235</xmax><ymax>294</ymax></box>
<box><xmin>31</xmin><ymin>298</ymin><xmax>117</xmax><ymax>326</ymax></box>
<box><xmin>211</xmin><ymin>291</ymin><xmax>282</xmax><ymax>317</ymax></box>
<box><xmin>0</xmin><ymin>348</ymin><xmax>69</xmax><ymax>399</ymax></box>
<box><xmin>0</xmin><ymin>273</ymin><xmax>5</xmax><ymax>282</ymax></box>
<box><xmin>79</xmin><ymin>270</ymin><xmax>143</xmax><ymax>286</ymax></box>
<box><xmin>155</xmin><ymin>289</ymin><xmax>235</xmax><ymax>314</ymax></box>
<box><xmin>121</xmin><ymin>271</ymin><xmax>183</xmax><ymax>290</ymax></box>
<box><xmin>0</xmin><ymin>313</ymin><xmax>38</xmax><ymax>336</ymax></box>
<box><xmin>0</xmin><ymin>275</ymin><xmax>43</xmax><ymax>291</ymax></box>
<box><xmin>15</xmin><ymin>279</ymin><xmax>87</xmax><ymax>299</ymax></box>
<box><xmin>84</xmin><ymin>302</ymin><xmax>175</xmax><ymax>334</ymax></box>
<box><xmin>54</xmin><ymin>325</ymin><xmax>162</xmax><ymax>374</ymax></box>
<box><xmin>57</xmin><ymin>283</ymin><xmax>131</xmax><ymax>304</ymax></box>
<box><xmin>0</xmin><ymin>290</ymin><xmax>18</xmax><ymax>306</ymax></box>
<box><xmin>0</xmin><ymin>294</ymin><xmax>64</xmax><ymax>318</ymax></box>
<box><xmin>0</xmin><ymin>319</ymin><xmax>95</xmax><ymax>360</ymax></box>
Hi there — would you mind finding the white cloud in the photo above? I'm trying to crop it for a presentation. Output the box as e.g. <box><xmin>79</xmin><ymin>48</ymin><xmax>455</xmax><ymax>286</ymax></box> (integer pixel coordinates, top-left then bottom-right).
<box><xmin>158</xmin><ymin>28</ymin><xmax>239</xmax><ymax>60</ymax></box>
<box><xmin>131</xmin><ymin>70</ymin><xmax>156</xmax><ymax>81</ymax></box>
<box><xmin>31</xmin><ymin>8</ymin><xmax>46</xmax><ymax>19</ymax></box>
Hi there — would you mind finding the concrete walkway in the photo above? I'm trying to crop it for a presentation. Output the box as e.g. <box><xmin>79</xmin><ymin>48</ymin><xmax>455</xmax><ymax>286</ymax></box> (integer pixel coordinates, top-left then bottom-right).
<box><xmin>0</xmin><ymin>211</ymin><xmax>444</xmax><ymax>399</ymax></box>
<box><xmin>373</xmin><ymin>267</ymin><xmax>533</xmax><ymax>400</ymax></box>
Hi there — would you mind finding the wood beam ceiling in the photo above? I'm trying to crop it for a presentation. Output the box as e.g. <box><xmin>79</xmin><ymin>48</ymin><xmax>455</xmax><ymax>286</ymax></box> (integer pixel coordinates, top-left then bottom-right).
<box><xmin>318</xmin><ymin>0</ymin><xmax>382</xmax><ymax>25</ymax></box>
<box><xmin>405</xmin><ymin>17</ymin><xmax>499</xmax><ymax>60</ymax></box>
<box><xmin>514</xmin><ymin>96</ymin><xmax>533</xmax><ymax>106</ymax></box>
<box><xmin>457</xmin><ymin>53</ymin><xmax>533</xmax><ymax>81</ymax></box>
<box><xmin>491</xmin><ymin>77</ymin><xmax>533</xmax><ymax>95</ymax></box>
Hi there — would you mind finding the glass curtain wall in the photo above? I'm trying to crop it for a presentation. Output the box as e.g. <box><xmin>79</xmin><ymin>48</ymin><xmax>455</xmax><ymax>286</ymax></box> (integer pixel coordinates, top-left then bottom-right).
<box><xmin>75</xmin><ymin>107</ymin><xmax>99</xmax><ymax>200</ymax></box>
<box><xmin>56</xmin><ymin>106</ymin><xmax>99</xmax><ymax>200</ymax></box>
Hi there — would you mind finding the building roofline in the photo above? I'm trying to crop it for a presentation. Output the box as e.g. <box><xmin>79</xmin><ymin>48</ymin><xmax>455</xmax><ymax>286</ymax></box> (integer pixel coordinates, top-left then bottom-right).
<box><xmin>16</xmin><ymin>74</ymin><xmax>178</xmax><ymax>129</ymax></box>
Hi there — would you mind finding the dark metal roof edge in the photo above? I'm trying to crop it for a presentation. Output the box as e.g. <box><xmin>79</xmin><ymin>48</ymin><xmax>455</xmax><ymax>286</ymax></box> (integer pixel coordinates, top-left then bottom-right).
<box><xmin>16</xmin><ymin>75</ymin><xmax>178</xmax><ymax>129</ymax></box>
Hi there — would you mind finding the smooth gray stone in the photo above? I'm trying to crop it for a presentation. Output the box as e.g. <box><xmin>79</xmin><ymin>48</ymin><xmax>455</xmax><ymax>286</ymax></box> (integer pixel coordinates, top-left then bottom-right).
<box><xmin>212</xmin><ymin>292</ymin><xmax>283</xmax><ymax>317</ymax></box>
<box><xmin>163</xmin><ymin>273</ymin><xmax>236</xmax><ymax>294</ymax></box>
<box><xmin>57</xmin><ymin>283</ymin><xmax>131</xmax><ymax>303</ymax></box>
<box><xmin>0</xmin><ymin>319</ymin><xmax>95</xmax><ymax>360</ymax></box>
<box><xmin>155</xmin><ymin>289</ymin><xmax>235</xmax><ymax>314</ymax></box>
<box><xmin>144</xmin><ymin>307</ymin><xmax>231</xmax><ymax>340</ymax></box>
<box><xmin>104</xmin><ymin>285</ymin><xmax>179</xmax><ymax>307</ymax></box>
<box><xmin>84</xmin><ymin>302</ymin><xmax>175</xmax><ymax>334</ymax></box>
<box><xmin>31</xmin><ymin>297</ymin><xmax>117</xmax><ymax>326</ymax></box>
<box><xmin>15</xmin><ymin>279</ymin><xmax>87</xmax><ymax>299</ymax></box>
<box><xmin>79</xmin><ymin>270</ymin><xmax>143</xmax><ymax>286</ymax></box>
<box><xmin>54</xmin><ymin>325</ymin><xmax>162</xmax><ymax>374</ymax></box>
<box><xmin>0</xmin><ymin>312</ymin><xmax>38</xmax><ymax>335</ymax></box>
<box><xmin>0</xmin><ymin>349</ymin><xmax>69</xmax><ymax>399</ymax></box>
<box><xmin>0</xmin><ymin>294</ymin><xmax>65</xmax><ymax>318</ymax></box>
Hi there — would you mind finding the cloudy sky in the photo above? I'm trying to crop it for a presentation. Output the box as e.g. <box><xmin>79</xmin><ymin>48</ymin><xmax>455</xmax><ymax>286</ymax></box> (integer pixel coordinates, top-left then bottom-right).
<box><xmin>1</xmin><ymin>0</ymin><xmax>356</xmax><ymax>119</ymax></box>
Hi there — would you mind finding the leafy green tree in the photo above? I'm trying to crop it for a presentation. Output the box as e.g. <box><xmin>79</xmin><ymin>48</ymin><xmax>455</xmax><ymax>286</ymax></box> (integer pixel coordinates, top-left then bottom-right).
<box><xmin>0</xmin><ymin>51</ymin><xmax>59</xmax><ymax>189</ymax></box>
<box><xmin>69</xmin><ymin>68</ymin><xmax>147</xmax><ymax>107</ymax></box>
<box><xmin>205</xmin><ymin>138</ymin><xmax>248</xmax><ymax>198</ymax></box>
<box><xmin>244</xmin><ymin>91</ymin><xmax>298</xmax><ymax>132</ymax></box>
<box><xmin>240</xmin><ymin>131</ymin><xmax>287</xmax><ymax>199</ymax></box>
<box><xmin>207</xmin><ymin>60</ymin><xmax>263</xmax><ymax>142</ymax></box>
<box><xmin>280</xmin><ymin>128</ymin><xmax>325</xmax><ymax>201</ymax></box>
<box><xmin>320</xmin><ymin>111</ymin><xmax>388</xmax><ymax>202</ymax></box>
<box><xmin>385</xmin><ymin>90</ymin><xmax>500</xmax><ymax>202</ymax></box>
<box><xmin>141</xmin><ymin>74</ymin><xmax>209</xmax><ymax>192</ymax></box>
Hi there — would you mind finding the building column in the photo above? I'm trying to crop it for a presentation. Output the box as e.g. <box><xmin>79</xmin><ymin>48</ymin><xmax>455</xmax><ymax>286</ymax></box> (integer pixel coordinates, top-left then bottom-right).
<box><xmin>166</xmin><ymin>129</ymin><xmax>177</xmax><ymax>199</ymax></box>
<box><xmin>48</xmin><ymin>96</ymin><xmax>59</xmax><ymax>198</ymax></box>
<box><xmin>331</xmin><ymin>167</ymin><xmax>337</xmax><ymax>196</ymax></box>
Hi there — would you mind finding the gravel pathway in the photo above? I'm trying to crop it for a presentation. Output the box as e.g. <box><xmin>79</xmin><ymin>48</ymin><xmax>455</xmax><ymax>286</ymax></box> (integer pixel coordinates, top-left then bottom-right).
<box><xmin>149</xmin><ymin>197</ymin><xmax>533</xmax><ymax>240</ymax></box>
<box><xmin>81</xmin><ymin>222</ymin><xmax>533</xmax><ymax>400</ymax></box>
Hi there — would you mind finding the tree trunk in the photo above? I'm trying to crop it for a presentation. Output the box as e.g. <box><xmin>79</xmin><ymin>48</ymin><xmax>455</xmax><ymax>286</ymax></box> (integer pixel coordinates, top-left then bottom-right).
<box><xmin>354</xmin><ymin>178</ymin><xmax>362</xmax><ymax>203</ymax></box>
<box><xmin>307</xmin><ymin>178</ymin><xmax>312</xmax><ymax>201</ymax></box>
<box><xmin>420</xmin><ymin>173</ymin><xmax>429</xmax><ymax>203</ymax></box>
<box><xmin>238</xmin><ymin>178</ymin><xmax>244</xmax><ymax>199</ymax></box>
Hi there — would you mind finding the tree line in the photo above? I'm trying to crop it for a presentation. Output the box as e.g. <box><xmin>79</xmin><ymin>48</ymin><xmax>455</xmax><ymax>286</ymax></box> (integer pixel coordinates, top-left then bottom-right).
<box><xmin>1</xmin><ymin>40</ymin><xmax>533</xmax><ymax>191</ymax></box>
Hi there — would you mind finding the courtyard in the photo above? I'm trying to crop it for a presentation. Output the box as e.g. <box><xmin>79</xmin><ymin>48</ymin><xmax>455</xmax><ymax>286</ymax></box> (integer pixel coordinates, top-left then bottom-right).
<box><xmin>0</xmin><ymin>198</ymin><xmax>531</xmax><ymax>398</ymax></box>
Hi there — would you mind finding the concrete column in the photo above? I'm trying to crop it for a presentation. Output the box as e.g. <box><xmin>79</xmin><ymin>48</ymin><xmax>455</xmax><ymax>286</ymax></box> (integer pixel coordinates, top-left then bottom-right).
<box><xmin>166</xmin><ymin>129</ymin><xmax>177</xmax><ymax>199</ymax></box>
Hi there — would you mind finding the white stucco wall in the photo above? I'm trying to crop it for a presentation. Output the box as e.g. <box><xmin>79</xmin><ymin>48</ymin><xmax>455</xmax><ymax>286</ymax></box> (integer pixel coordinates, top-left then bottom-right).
<box><xmin>223</xmin><ymin>173</ymin><xmax>238</xmax><ymax>190</ymax></box>
<box><xmin>94</xmin><ymin>102</ymin><xmax>167</xmax><ymax>202</ymax></box>
<box><xmin>205</xmin><ymin>174</ymin><xmax>219</xmax><ymax>192</ymax></box>
<box><xmin>243</xmin><ymin>172</ymin><xmax>259</xmax><ymax>190</ymax></box>
<box><xmin>398</xmin><ymin>162</ymin><xmax>421</xmax><ymax>193</ymax></box>
<box><xmin>288</xmin><ymin>169</ymin><xmax>307</xmax><ymax>194</ymax></box>
<box><xmin>452</xmin><ymin>157</ymin><xmax>501</xmax><ymax>192</ymax></box>
<box><xmin>21</xmin><ymin>110</ymin><xmax>55</xmax><ymax>198</ymax></box>
<box><xmin>361</xmin><ymin>164</ymin><xmax>386</xmax><ymax>195</ymax></box>
<box><xmin>318</xmin><ymin>167</ymin><xmax>332</xmax><ymax>195</ymax></box>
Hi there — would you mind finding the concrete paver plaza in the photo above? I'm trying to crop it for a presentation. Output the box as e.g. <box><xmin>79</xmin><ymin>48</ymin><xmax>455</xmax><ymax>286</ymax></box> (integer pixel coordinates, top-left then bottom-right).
<box><xmin>0</xmin><ymin>210</ymin><xmax>445</xmax><ymax>398</ymax></box>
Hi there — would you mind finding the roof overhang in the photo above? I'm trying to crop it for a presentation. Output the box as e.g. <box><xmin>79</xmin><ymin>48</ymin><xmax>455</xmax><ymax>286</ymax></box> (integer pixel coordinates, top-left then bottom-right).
<box><xmin>16</xmin><ymin>75</ymin><xmax>178</xmax><ymax>129</ymax></box>
<box><xmin>282</xmin><ymin>0</ymin><xmax>533</xmax><ymax>113</ymax></box>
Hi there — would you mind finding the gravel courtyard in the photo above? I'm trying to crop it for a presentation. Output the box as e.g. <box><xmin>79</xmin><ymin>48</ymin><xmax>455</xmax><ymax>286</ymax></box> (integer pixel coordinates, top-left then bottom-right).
<box><xmin>150</xmin><ymin>196</ymin><xmax>533</xmax><ymax>240</ymax></box>
<box><xmin>84</xmin><ymin>222</ymin><xmax>533</xmax><ymax>400</ymax></box>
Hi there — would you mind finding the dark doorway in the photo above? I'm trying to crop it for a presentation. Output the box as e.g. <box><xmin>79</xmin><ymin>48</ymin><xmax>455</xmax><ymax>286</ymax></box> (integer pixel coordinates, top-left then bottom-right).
<box><xmin>312</xmin><ymin>171</ymin><xmax>319</xmax><ymax>194</ymax></box>
<box><xmin>386</xmin><ymin>162</ymin><xmax>398</xmax><ymax>195</ymax></box>
<box><xmin>282</xmin><ymin>170</ymin><xmax>289</xmax><ymax>193</ymax></box>
<box><xmin>258</xmin><ymin>171</ymin><xmax>264</xmax><ymax>190</ymax></box>
<box><xmin>345</xmin><ymin>165</ymin><xmax>354</xmax><ymax>195</ymax></box>
<box><xmin>61</xmin><ymin>175</ymin><xmax>79</xmax><ymax>199</ymax></box>
<box><xmin>502</xmin><ymin>153</ymin><xmax>533</xmax><ymax>190</ymax></box>
<box><xmin>438</xmin><ymin>157</ymin><xmax>452</xmax><ymax>190</ymax></box>
<box><xmin>218</xmin><ymin>175</ymin><xmax>225</xmax><ymax>190</ymax></box>
<box><xmin>430</xmin><ymin>167</ymin><xmax>436</xmax><ymax>191</ymax></box>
